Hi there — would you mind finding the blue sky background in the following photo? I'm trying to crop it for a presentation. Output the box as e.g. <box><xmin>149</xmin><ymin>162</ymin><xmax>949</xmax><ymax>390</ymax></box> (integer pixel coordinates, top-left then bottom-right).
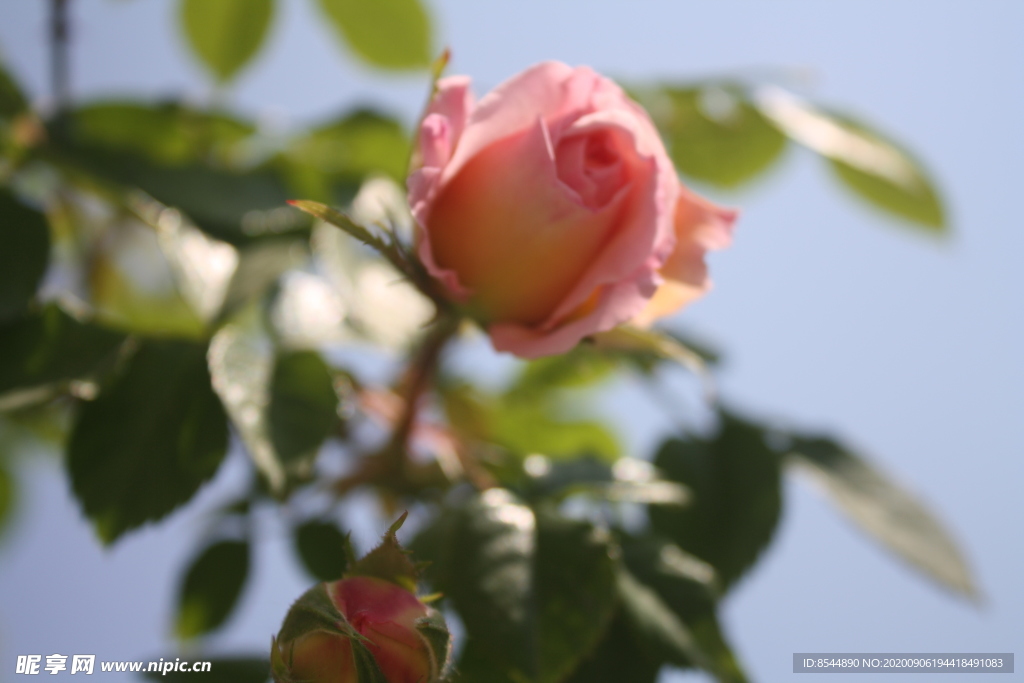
<box><xmin>1</xmin><ymin>1</ymin><xmax>1022</xmax><ymax>681</ymax></box>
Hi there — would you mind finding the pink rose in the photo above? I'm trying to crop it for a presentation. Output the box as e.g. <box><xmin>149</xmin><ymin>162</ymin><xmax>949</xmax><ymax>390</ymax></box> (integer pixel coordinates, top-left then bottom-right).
<box><xmin>276</xmin><ymin>576</ymin><xmax>433</xmax><ymax>683</ymax></box>
<box><xmin>408</xmin><ymin>61</ymin><xmax>735</xmax><ymax>358</ymax></box>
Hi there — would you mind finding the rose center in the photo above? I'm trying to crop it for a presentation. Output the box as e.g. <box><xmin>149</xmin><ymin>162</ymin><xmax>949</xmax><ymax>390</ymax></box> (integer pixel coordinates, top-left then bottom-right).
<box><xmin>555</xmin><ymin>129</ymin><xmax>629</xmax><ymax>210</ymax></box>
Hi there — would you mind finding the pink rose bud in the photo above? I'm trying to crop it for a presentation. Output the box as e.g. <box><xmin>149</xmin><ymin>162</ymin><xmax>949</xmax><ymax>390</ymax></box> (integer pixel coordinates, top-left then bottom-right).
<box><xmin>408</xmin><ymin>61</ymin><xmax>736</xmax><ymax>359</ymax></box>
<box><xmin>275</xmin><ymin>577</ymin><xmax>432</xmax><ymax>683</ymax></box>
<box><xmin>273</xmin><ymin>515</ymin><xmax>450</xmax><ymax>683</ymax></box>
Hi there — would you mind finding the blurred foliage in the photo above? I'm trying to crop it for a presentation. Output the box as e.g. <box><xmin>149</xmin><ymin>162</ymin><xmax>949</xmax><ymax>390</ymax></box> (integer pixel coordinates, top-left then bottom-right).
<box><xmin>0</xmin><ymin>3</ymin><xmax>970</xmax><ymax>682</ymax></box>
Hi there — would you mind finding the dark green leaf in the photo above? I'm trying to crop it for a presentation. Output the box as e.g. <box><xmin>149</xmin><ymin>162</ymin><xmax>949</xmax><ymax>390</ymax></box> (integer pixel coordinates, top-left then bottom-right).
<box><xmin>0</xmin><ymin>461</ymin><xmax>14</xmax><ymax>536</ymax></box>
<box><xmin>0</xmin><ymin>304</ymin><xmax>125</xmax><ymax>397</ymax></box>
<box><xmin>417</xmin><ymin>490</ymin><xmax>617</xmax><ymax>683</ymax></box>
<box><xmin>563</xmin><ymin>612</ymin><xmax>661</xmax><ymax>683</ymax></box>
<box><xmin>650</xmin><ymin>412</ymin><xmax>783</xmax><ymax>590</ymax></box>
<box><xmin>268</xmin><ymin>350</ymin><xmax>338</xmax><ymax>464</ymax></box>
<box><xmin>0</xmin><ymin>189</ymin><xmax>50</xmax><ymax>322</ymax></box>
<box><xmin>294</xmin><ymin>520</ymin><xmax>350</xmax><ymax>582</ymax></box>
<box><xmin>0</xmin><ymin>61</ymin><xmax>29</xmax><ymax>119</ymax></box>
<box><xmin>646</xmin><ymin>85</ymin><xmax>787</xmax><ymax>188</ymax></box>
<box><xmin>175</xmin><ymin>540</ymin><xmax>250</xmax><ymax>638</ymax></box>
<box><xmin>621</xmin><ymin>533</ymin><xmax>748</xmax><ymax>682</ymax></box>
<box><xmin>141</xmin><ymin>656</ymin><xmax>268</xmax><ymax>682</ymax></box>
<box><xmin>52</xmin><ymin>112</ymin><xmax>297</xmax><ymax>244</ymax></box>
<box><xmin>181</xmin><ymin>0</ymin><xmax>275</xmax><ymax>83</ymax></box>
<box><xmin>68</xmin><ymin>339</ymin><xmax>229</xmax><ymax>543</ymax></box>
<box><xmin>315</xmin><ymin>0</ymin><xmax>432</xmax><ymax>70</ymax></box>
<box><xmin>754</xmin><ymin>88</ymin><xmax>945</xmax><ymax>232</ymax></box>
<box><xmin>789</xmin><ymin>436</ymin><xmax>976</xmax><ymax>598</ymax></box>
<box><xmin>616</xmin><ymin>568</ymin><xmax>706</xmax><ymax>670</ymax></box>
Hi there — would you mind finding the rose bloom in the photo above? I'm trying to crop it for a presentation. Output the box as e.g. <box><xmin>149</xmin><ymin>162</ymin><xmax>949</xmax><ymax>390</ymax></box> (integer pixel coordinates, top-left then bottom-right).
<box><xmin>279</xmin><ymin>576</ymin><xmax>432</xmax><ymax>683</ymax></box>
<box><xmin>408</xmin><ymin>61</ymin><xmax>736</xmax><ymax>359</ymax></box>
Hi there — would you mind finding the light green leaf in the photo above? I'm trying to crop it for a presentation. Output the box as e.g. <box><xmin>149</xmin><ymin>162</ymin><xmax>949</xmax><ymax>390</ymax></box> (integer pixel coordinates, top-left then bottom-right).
<box><xmin>754</xmin><ymin>87</ymin><xmax>945</xmax><ymax>232</ymax></box>
<box><xmin>416</xmin><ymin>490</ymin><xmax>618</xmax><ymax>683</ymax></box>
<box><xmin>180</xmin><ymin>0</ymin><xmax>275</xmax><ymax>83</ymax></box>
<box><xmin>68</xmin><ymin>339</ymin><xmax>229</xmax><ymax>543</ymax></box>
<box><xmin>315</xmin><ymin>0</ymin><xmax>432</xmax><ymax>70</ymax></box>
<box><xmin>650</xmin><ymin>411</ymin><xmax>783</xmax><ymax>590</ymax></box>
<box><xmin>646</xmin><ymin>85</ymin><xmax>788</xmax><ymax>188</ymax></box>
<box><xmin>789</xmin><ymin>436</ymin><xmax>976</xmax><ymax>598</ymax></box>
<box><xmin>175</xmin><ymin>540</ymin><xmax>250</xmax><ymax>638</ymax></box>
<box><xmin>0</xmin><ymin>189</ymin><xmax>50</xmax><ymax>322</ymax></box>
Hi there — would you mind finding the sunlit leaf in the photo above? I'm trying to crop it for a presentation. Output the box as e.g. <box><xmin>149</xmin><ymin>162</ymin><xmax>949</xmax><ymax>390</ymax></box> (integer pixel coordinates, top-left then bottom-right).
<box><xmin>68</xmin><ymin>339</ymin><xmax>229</xmax><ymax>543</ymax></box>
<box><xmin>207</xmin><ymin>324</ymin><xmax>283</xmax><ymax>492</ymax></box>
<box><xmin>315</xmin><ymin>0</ymin><xmax>432</xmax><ymax>70</ymax></box>
<box><xmin>754</xmin><ymin>87</ymin><xmax>945</xmax><ymax>232</ymax></box>
<box><xmin>416</xmin><ymin>490</ymin><xmax>618</xmax><ymax>683</ymax></box>
<box><xmin>175</xmin><ymin>540</ymin><xmax>250</xmax><ymax>638</ymax></box>
<box><xmin>0</xmin><ymin>305</ymin><xmax>125</xmax><ymax>409</ymax></box>
<box><xmin>294</xmin><ymin>519</ymin><xmax>351</xmax><ymax>582</ymax></box>
<box><xmin>218</xmin><ymin>239</ymin><xmax>306</xmax><ymax>320</ymax></box>
<box><xmin>650</xmin><ymin>412</ymin><xmax>782</xmax><ymax>590</ymax></box>
<box><xmin>180</xmin><ymin>0</ymin><xmax>275</xmax><ymax>83</ymax></box>
<box><xmin>0</xmin><ymin>189</ymin><xmax>50</xmax><ymax>322</ymax></box>
<box><xmin>647</xmin><ymin>85</ymin><xmax>788</xmax><ymax>188</ymax></box>
<box><xmin>522</xmin><ymin>455</ymin><xmax>688</xmax><ymax>506</ymax></box>
<box><xmin>789</xmin><ymin>436</ymin><xmax>976</xmax><ymax>598</ymax></box>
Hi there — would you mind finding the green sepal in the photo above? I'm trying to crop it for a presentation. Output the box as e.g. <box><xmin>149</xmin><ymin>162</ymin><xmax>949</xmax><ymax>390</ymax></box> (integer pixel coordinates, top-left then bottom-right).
<box><xmin>416</xmin><ymin>608</ymin><xmax>453</xmax><ymax>681</ymax></box>
<box><xmin>350</xmin><ymin>511</ymin><xmax>419</xmax><ymax>591</ymax></box>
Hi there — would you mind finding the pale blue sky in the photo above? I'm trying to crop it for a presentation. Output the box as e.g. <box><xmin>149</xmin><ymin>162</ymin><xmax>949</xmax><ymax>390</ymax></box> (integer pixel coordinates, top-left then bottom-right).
<box><xmin>1</xmin><ymin>1</ymin><xmax>1022</xmax><ymax>681</ymax></box>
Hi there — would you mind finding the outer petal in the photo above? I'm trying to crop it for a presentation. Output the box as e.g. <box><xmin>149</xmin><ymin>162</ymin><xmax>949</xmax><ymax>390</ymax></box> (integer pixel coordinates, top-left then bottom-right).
<box><xmin>633</xmin><ymin>186</ymin><xmax>738</xmax><ymax>327</ymax></box>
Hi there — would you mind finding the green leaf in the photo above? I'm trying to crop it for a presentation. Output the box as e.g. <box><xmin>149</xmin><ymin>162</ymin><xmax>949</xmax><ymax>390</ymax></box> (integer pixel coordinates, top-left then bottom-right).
<box><xmin>0</xmin><ymin>189</ymin><xmax>50</xmax><ymax>322</ymax></box>
<box><xmin>591</xmin><ymin>325</ymin><xmax>711</xmax><ymax>390</ymax></box>
<box><xmin>180</xmin><ymin>0</ymin><xmax>275</xmax><ymax>83</ymax></box>
<box><xmin>268</xmin><ymin>350</ymin><xmax>338</xmax><ymax>464</ymax></box>
<box><xmin>645</xmin><ymin>85</ymin><xmax>787</xmax><ymax>188</ymax></box>
<box><xmin>754</xmin><ymin>87</ymin><xmax>945</xmax><ymax>232</ymax></box>
<box><xmin>208</xmin><ymin>324</ymin><xmax>285</xmax><ymax>492</ymax></box>
<box><xmin>315</xmin><ymin>0</ymin><xmax>432</xmax><ymax>70</ymax></box>
<box><xmin>294</xmin><ymin>520</ymin><xmax>351</xmax><ymax>582</ymax></box>
<box><xmin>52</xmin><ymin>107</ymin><xmax>297</xmax><ymax>245</ymax></box>
<box><xmin>141</xmin><ymin>656</ymin><xmax>268</xmax><ymax>682</ymax></box>
<box><xmin>175</xmin><ymin>540</ymin><xmax>250</xmax><ymax>639</ymax></box>
<box><xmin>284</xmin><ymin>109</ymin><xmax>411</xmax><ymax>201</ymax></box>
<box><xmin>789</xmin><ymin>436</ymin><xmax>976</xmax><ymax>598</ymax></box>
<box><xmin>68</xmin><ymin>339</ymin><xmax>229</xmax><ymax>543</ymax></box>
<box><xmin>562</xmin><ymin>613</ymin><xmax>661</xmax><ymax>683</ymax></box>
<box><xmin>650</xmin><ymin>412</ymin><xmax>783</xmax><ymax>590</ymax></box>
<box><xmin>417</xmin><ymin>490</ymin><xmax>618</xmax><ymax>683</ymax></box>
<box><xmin>522</xmin><ymin>455</ymin><xmax>688</xmax><ymax>506</ymax></box>
<box><xmin>616</xmin><ymin>568</ymin><xmax>706</xmax><ymax>670</ymax></box>
<box><xmin>66</xmin><ymin>101</ymin><xmax>254</xmax><ymax>166</ymax></box>
<box><xmin>621</xmin><ymin>533</ymin><xmax>748</xmax><ymax>683</ymax></box>
<box><xmin>0</xmin><ymin>304</ymin><xmax>125</xmax><ymax>398</ymax></box>
<box><xmin>505</xmin><ymin>345</ymin><xmax>618</xmax><ymax>404</ymax></box>
<box><xmin>0</xmin><ymin>61</ymin><xmax>29</xmax><ymax>119</ymax></box>
<box><xmin>0</xmin><ymin>461</ymin><xmax>14</xmax><ymax>537</ymax></box>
